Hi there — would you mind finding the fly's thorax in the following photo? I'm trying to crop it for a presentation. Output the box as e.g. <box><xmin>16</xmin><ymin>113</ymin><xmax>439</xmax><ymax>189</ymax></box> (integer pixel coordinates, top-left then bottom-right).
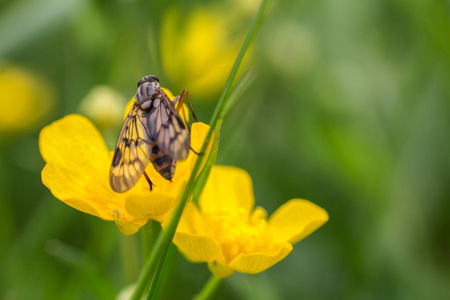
<box><xmin>135</xmin><ymin>81</ymin><xmax>160</xmax><ymax>110</ymax></box>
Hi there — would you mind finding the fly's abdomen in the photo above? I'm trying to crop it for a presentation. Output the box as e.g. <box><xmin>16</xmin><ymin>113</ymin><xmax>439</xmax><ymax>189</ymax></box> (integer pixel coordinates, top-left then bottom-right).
<box><xmin>150</xmin><ymin>142</ymin><xmax>176</xmax><ymax>180</ymax></box>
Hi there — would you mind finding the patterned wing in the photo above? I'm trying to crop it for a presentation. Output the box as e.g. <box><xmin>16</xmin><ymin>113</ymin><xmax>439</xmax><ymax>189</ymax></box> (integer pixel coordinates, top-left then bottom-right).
<box><xmin>147</xmin><ymin>93</ymin><xmax>190</xmax><ymax>161</ymax></box>
<box><xmin>110</xmin><ymin>104</ymin><xmax>153</xmax><ymax>193</ymax></box>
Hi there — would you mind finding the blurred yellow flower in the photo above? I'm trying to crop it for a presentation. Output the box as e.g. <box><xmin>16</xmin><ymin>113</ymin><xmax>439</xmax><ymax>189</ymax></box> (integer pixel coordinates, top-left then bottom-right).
<box><xmin>171</xmin><ymin>165</ymin><xmax>328</xmax><ymax>278</ymax></box>
<box><xmin>0</xmin><ymin>63</ymin><xmax>54</xmax><ymax>133</ymax></box>
<box><xmin>161</xmin><ymin>7</ymin><xmax>243</xmax><ymax>99</ymax></box>
<box><xmin>39</xmin><ymin>92</ymin><xmax>210</xmax><ymax>235</ymax></box>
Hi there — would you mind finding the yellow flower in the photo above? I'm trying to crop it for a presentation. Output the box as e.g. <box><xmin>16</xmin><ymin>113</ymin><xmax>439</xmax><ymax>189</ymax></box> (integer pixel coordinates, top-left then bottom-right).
<box><xmin>39</xmin><ymin>93</ymin><xmax>210</xmax><ymax>235</ymax></box>
<box><xmin>171</xmin><ymin>165</ymin><xmax>328</xmax><ymax>278</ymax></box>
<box><xmin>161</xmin><ymin>7</ymin><xmax>242</xmax><ymax>99</ymax></box>
<box><xmin>0</xmin><ymin>63</ymin><xmax>54</xmax><ymax>133</ymax></box>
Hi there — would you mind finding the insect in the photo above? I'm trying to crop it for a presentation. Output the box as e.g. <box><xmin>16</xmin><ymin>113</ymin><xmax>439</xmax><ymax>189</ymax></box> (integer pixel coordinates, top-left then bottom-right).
<box><xmin>109</xmin><ymin>75</ymin><xmax>197</xmax><ymax>193</ymax></box>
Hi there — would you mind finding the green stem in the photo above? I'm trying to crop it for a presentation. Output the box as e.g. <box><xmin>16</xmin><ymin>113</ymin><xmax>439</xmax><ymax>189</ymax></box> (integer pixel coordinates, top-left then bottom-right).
<box><xmin>129</xmin><ymin>1</ymin><xmax>273</xmax><ymax>299</ymax></box>
<box><xmin>129</xmin><ymin>224</ymin><xmax>170</xmax><ymax>300</ymax></box>
<box><xmin>140</xmin><ymin>222</ymin><xmax>150</xmax><ymax>259</ymax></box>
<box><xmin>193</xmin><ymin>276</ymin><xmax>224</xmax><ymax>300</ymax></box>
<box><xmin>146</xmin><ymin>243</ymin><xmax>177</xmax><ymax>300</ymax></box>
<box><xmin>120</xmin><ymin>234</ymin><xmax>138</xmax><ymax>286</ymax></box>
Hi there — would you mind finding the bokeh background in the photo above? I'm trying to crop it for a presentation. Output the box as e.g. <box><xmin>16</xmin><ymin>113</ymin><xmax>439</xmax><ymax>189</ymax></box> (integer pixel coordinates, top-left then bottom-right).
<box><xmin>1</xmin><ymin>0</ymin><xmax>450</xmax><ymax>299</ymax></box>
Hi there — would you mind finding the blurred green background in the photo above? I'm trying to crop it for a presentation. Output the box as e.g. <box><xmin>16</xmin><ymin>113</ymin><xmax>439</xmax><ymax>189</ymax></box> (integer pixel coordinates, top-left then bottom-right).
<box><xmin>1</xmin><ymin>0</ymin><xmax>450</xmax><ymax>299</ymax></box>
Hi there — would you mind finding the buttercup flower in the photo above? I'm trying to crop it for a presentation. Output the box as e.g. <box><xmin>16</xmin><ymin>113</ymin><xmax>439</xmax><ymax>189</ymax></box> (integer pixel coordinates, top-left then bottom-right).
<box><xmin>0</xmin><ymin>63</ymin><xmax>54</xmax><ymax>133</ymax></box>
<box><xmin>161</xmin><ymin>7</ymin><xmax>242</xmax><ymax>99</ymax></box>
<box><xmin>171</xmin><ymin>165</ymin><xmax>328</xmax><ymax>278</ymax></box>
<box><xmin>40</xmin><ymin>91</ymin><xmax>210</xmax><ymax>235</ymax></box>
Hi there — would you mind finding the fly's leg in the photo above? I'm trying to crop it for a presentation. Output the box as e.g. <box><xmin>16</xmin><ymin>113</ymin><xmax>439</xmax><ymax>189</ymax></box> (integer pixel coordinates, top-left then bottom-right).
<box><xmin>175</xmin><ymin>89</ymin><xmax>198</xmax><ymax>122</ymax></box>
<box><xmin>174</xmin><ymin>89</ymin><xmax>201</xmax><ymax>155</ymax></box>
<box><xmin>190</xmin><ymin>147</ymin><xmax>200</xmax><ymax>155</ymax></box>
<box><xmin>143</xmin><ymin>171</ymin><xmax>155</xmax><ymax>191</ymax></box>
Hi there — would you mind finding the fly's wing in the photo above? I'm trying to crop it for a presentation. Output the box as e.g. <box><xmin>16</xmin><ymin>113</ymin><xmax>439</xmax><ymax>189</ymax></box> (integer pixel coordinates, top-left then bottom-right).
<box><xmin>110</xmin><ymin>104</ymin><xmax>153</xmax><ymax>193</ymax></box>
<box><xmin>147</xmin><ymin>93</ymin><xmax>190</xmax><ymax>161</ymax></box>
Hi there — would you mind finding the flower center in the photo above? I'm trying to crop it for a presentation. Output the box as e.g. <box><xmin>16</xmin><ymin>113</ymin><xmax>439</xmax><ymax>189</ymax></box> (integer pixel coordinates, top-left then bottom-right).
<box><xmin>203</xmin><ymin>207</ymin><xmax>271</xmax><ymax>261</ymax></box>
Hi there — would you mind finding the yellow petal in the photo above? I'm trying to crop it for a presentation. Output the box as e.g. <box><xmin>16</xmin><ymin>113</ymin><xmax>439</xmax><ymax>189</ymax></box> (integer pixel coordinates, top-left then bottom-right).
<box><xmin>173</xmin><ymin>232</ymin><xmax>225</xmax><ymax>263</ymax></box>
<box><xmin>207</xmin><ymin>261</ymin><xmax>235</xmax><ymax>278</ymax></box>
<box><xmin>39</xmin><ymin>114</ymin><xmax>110</xmax><ymax>169</ymax></box>
<box><xmin>185</xmin><ymin>122</ymin><xmax>211</xmax><ymax>171</ymax></box>
<box><xmin>268</xmin><ymin>199</ymin><xmax>328</xmax><ymax>244</ymax></box>
<box><xmin>190</xmin><ymin>122</ymin><xmax>210</xmax><ymax>151</ymax></box>
<box><xmin>199</xmin><ymin>165</ymin><xmax>254</xmax><ymax>214</ymax></box>
<box><xmin>40</xmin><ymin>115</ymin><xmax>115</xmax><ymax>220</ymax></box>
<box><xmin>161</xmin><ymin>87</ymin><xmax>175</xmax><ymax>100</ymax></box>
<box><xmin>41</xmin><ymin>161</ymin><xmax>110</xmax><ymax>219</ymax></box>
<box><xmin>40</xmin><ymin>114</ymin><xmax>143</xmax><ymax>231</ymax></box>
<box><xmin>123</xmin><ymin>159</ymin><xmax>190</xmax><ymax>222</ymax></box>
<box><xmin>42</xmin><ymin>159</ymin><xmax>146</xmax><ymax>234</ymax></box>
<box><xmin>124</xmin><ymin>186</ymin><xmax>183</xmax><ymax>220</ymax></box>
<box><xmin>250</xmin><ymin>206</ymin><xmax>268</xmax><ymax>224</ymax></box>
<box><xmin>228</xmin><ymin>243</ymin><xmax>293</xmax><ymax>274</ymax></box>
<box><xmin>113</xmin><ymin>209</ymin><xmax>147</xmax><ymax>235</ymax></box>
<box><xmin>176</xmin><ymin>202</ymin><xmax>206</xmax><ymax>235</ymax></box>
<box><xmin>123</xmin><ymin>97</ymin><xmax>135</xmax><ymax>120</ymax></box>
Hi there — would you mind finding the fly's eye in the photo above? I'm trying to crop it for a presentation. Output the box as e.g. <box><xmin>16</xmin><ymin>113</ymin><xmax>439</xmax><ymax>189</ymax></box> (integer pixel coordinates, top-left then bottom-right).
<box><xmin>138</xmin><ymin>75</ymin><xmax>160</xmax><ymax>87</ymax></box>
<box><xmin>149</xmin><ymin>75</ymin><xmax>159</xmax><ymax>82</ymax></box>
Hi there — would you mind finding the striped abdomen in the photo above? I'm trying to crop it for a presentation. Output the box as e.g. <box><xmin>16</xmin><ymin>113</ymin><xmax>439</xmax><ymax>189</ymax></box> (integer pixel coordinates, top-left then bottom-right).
<box><xmin>150</xmin><ymin>142</ymin><xmax>176</xmax><ymax>180</ymax></box>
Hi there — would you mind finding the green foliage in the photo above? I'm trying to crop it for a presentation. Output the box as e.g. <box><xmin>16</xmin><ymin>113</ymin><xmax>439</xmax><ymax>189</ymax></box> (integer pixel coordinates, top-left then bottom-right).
<box><xmin>1</xmin><ymin>0</ymin><xmax>450</xmax><ymax>299</ymax></box>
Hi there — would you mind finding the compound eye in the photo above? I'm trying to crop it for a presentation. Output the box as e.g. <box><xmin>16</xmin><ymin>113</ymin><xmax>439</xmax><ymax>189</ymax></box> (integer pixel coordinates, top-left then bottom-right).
<box><xmin>137</xmin><ymin>75</ymin><xmax>160</xmax><ymax>87</ymax></box>
<box><xmin>149</xmin><ymin>75</ymin><xmax>159</xmax><ymax>82</ymax></box>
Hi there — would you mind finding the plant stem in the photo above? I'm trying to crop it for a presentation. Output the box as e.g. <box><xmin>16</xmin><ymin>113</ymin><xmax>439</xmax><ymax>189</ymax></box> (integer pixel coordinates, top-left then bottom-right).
<box><xmin>120</xmin><ymin>233</ymin><xmax>138</xmax><ymax>286</ymax></box>
<box><xmin>129</xmin><ymin>0</ymin><xmax>273</xmax><ymax>299</ymax></box>
<box><xmin>146</xmin><ymin>244</ymin><xmax>177</xmax><ymax>300</ymax></box>
<box><xmin>140</xmin><ymin>222</ymin><xmax>150</xmax><ymax>259</ymax></box>
<box><xmin>193</xmin><ymin>276</ymin><xmax>224</xmax><ymax>300</ymax></box>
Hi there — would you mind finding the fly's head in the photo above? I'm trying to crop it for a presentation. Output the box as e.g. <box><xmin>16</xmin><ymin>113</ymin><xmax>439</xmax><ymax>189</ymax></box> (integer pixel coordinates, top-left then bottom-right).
<box><xmin>135</xmin><ymin>75</ymin><xmax>160</xmax><ymax>109</ymax></box>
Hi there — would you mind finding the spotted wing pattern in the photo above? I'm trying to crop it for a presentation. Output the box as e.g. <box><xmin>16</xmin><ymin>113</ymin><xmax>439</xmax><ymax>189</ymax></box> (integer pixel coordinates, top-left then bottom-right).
<box><xmin>110</xmin><ymin>104</ymin><xmax>153</xmax><ymax>193</ymax></box>
<box><xmin>147</xmin><ymin>93</ymin><xmax>190</xmax><ymax>161</ymax></box>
